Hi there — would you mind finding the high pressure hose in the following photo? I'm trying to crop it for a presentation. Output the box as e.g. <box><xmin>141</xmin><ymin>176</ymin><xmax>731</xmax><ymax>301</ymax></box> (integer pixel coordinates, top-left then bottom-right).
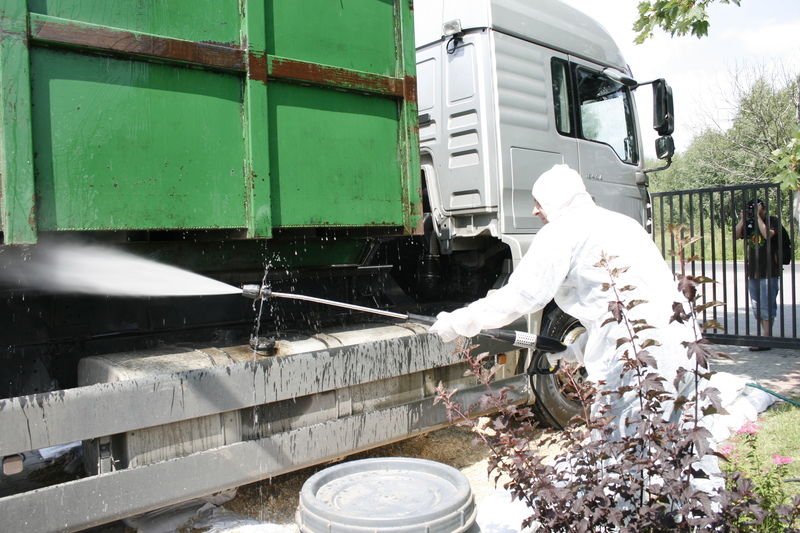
<box><xmin>247</xmin><ymin>280</ymin><xmax>799</xmax><ymax>413</ymax></box>
<box><xmin>241</xmin><ymin>284</ymin><xmax>567</xmax><ymax>353</ymax></box>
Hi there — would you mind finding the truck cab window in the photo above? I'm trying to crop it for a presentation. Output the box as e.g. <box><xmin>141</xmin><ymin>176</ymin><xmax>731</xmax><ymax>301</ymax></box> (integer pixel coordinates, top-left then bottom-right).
<box><xmin>551</xmin><ymin>59</ymin><xmax>572</xmax><ymax>135</ymax></box>
<box><xmin>576</xmin><ymin>68</ymin><xmax>639</xmax><ymax>164</ymax></box>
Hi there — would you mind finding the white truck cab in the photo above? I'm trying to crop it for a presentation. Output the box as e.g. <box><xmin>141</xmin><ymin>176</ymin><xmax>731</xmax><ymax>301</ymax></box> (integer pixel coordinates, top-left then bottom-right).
<box><xmin>415</xmin><ymin>0</ymin><xmax>674</xmax><ymax>264</ymax></box>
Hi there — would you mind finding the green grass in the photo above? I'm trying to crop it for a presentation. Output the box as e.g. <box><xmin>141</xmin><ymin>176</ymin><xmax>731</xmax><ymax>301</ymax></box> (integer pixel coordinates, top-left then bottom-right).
<box><xmin>726</xmin><ymin>399</ymin><xmax>800</xmax><ymax>499</ymax></box>
<box><xmin>757</xmin><ymin>401</ymin><xmax>800</xmax><ymax>486</ymax></box>
<box><xmin>653</xmin><ymin>225</ymin><xmax>800</xmax><ymax>263</ymax></box>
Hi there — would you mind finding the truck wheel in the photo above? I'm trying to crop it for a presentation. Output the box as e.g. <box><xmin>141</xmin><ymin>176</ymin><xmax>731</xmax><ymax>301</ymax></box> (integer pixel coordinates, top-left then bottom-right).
<box><xmin>529</xmin><ymin>307</ymin><xmax>587</xmax><ymax>428</ymax></box>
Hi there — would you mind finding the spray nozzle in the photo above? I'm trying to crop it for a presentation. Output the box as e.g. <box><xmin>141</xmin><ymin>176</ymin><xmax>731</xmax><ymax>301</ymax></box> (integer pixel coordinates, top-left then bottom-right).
<box><xmin>242</xmin><ymin>284</ymin><xmax>271</xmax><ymax>300</ymax></box>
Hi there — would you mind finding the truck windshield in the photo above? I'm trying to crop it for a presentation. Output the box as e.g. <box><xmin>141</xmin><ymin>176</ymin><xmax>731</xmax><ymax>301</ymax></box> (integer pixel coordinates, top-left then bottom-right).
<box><xmin>576</xmin><ymin>68</ymin><xmax>639</xmax><ymax>165</ymax></box>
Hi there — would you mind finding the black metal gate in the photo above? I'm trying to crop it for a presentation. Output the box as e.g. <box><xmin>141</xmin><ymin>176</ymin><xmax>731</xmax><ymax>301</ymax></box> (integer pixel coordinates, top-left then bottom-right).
<box><xmin>651</xmin><ymin>183</ymin><xmax>798</xmax><ymax>349</ymax></box>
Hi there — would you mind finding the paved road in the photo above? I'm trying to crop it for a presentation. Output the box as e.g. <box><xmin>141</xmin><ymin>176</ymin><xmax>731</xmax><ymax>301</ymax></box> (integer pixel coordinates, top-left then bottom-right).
<box><xmin>713</xmin><ymin>344</ymin><xmax>800</xmax><ymax>397</ymax></box>
<box><xmin>675</xmin><ymin>261</ymin><xmax>800</xmax><ymax>343</ymax></box>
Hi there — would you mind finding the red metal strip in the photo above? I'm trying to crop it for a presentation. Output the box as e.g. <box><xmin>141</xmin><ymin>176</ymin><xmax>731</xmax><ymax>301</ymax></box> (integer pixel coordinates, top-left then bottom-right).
<box><xmin>28</xmin><ymin>16</ymin><xmax>414</xmax><ymax>101</ymax></box>
<box><xmin>248</xmin><ymin>52</ymin><xmax>268</xmax><ymax>84</ymax></box>
<box><xmin>30</xmin><ymin>17</ymin><xmax>245</xmax><ymax>71</ymax></box>
<box><xmin>268</xmin><ymin>57</ymin><xmax>406</xmax><ymax>98</ymax></box>
<box><xmin>403</xmin><ymin>74</ymin><xmax>418</xmax><ymax>105</ymax></box>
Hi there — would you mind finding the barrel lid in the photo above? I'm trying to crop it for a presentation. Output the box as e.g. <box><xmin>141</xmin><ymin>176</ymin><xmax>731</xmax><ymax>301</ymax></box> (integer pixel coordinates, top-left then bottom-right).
<box><xmin>296</xmin><ymin>457</ymin><xmax>478</xmax><ymax>533</ymax></box>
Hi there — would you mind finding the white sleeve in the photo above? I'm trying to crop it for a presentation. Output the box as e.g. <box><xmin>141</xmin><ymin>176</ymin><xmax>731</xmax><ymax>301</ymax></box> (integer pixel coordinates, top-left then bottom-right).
<box><xmin>429</xmin><ymin>286</ymin><xmax>534</xmax><ymax>341</ymax></box>
<box><xmin>443</xmin><ymin>225</ymin><xmax>573</xmax><ymax>337</ymax></box>
<box><xmin>512</xmin><ymin>224</ymin><xmax>574</xmax><ymax>310</ymax></box>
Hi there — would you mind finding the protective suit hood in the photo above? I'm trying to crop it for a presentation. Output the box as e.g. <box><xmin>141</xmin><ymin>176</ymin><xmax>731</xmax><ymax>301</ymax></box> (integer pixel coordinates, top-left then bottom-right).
<box><xmin>532</xmin><ymin>164</ymin><xmax>594</xmax><ymax>221</ymax></box>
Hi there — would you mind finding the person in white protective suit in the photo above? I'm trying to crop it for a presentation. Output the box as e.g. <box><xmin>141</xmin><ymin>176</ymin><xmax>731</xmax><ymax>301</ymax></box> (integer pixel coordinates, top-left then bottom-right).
<box><xmin>432</xmin><ymin>164</ymin><xmax>777</xmax><ymax>505</ymax></box>
<box><xmin>430</xmin><ymin>164</ymin><xmax>701</xmax><ymax>428</ymax></box>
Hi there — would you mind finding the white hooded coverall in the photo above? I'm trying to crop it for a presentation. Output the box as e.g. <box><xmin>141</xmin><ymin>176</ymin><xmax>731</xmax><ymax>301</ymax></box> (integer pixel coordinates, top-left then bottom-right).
<box><xmin>430</xmin><ymin>164</ymin><xmax>699</xmax><ymax>424</ymax></box>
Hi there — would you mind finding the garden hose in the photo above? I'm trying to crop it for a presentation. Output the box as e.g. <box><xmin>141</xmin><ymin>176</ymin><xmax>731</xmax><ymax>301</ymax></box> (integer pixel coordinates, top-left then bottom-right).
<box><xmin>746</xmin><ymin>383</ymin><xmax>800</xmax><ymax>407</ymax></box>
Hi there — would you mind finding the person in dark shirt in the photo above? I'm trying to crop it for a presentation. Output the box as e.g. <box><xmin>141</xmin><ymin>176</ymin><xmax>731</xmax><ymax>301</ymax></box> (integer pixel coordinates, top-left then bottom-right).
<box><xmin>735</xmin><ymin>198</ymin><xmax>781</xmax><ymax>351</ymax></box>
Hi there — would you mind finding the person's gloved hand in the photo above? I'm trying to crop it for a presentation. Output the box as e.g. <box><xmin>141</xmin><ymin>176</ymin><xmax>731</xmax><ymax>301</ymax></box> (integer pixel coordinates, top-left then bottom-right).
<box><xmin>430</xmin><ymin>307</ymin><xmax>483</xmax><ymax>342</ymax></box>
<box><xmin>430</xmin><ymin>311</ymin><xmax>459</xmax><ymax>342</ymax></box>
<box><xmin>546</xmin><ymin>342</ymin><xmax>583</xmax><ymax>367</ymax></box>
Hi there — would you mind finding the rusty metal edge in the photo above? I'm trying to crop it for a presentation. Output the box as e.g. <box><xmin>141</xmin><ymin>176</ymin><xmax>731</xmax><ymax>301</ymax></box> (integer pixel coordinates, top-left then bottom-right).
<box><xmin>267</xmin><ymin>56</ymin><xmax>407</xmax><ymax>98</ymax></box>
<box><xmin>28</xmin><ymin>13</ymin><xmax>413</xmax><ymax>100</ymax></box>
<box><xmin>0</xmin><ymin>5</ymin><xmax>38</xmax><ymax>244</ymax></box>
<box><xmin>29</xmin><ymin>13</ymin><xmax>245</xmax><ymax>71</ymax></box>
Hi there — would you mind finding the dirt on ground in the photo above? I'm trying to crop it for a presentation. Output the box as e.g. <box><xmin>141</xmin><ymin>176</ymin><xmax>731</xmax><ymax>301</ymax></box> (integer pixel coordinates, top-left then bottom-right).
<box><xmin>225</xmin><ymin>419</ymin><xmax>571</xmax><ymax>529</ymax></box>
<box><xmin>225</xmin><ymin>425</ymin><xmax>500</xmax><ymax>526</ymax></box>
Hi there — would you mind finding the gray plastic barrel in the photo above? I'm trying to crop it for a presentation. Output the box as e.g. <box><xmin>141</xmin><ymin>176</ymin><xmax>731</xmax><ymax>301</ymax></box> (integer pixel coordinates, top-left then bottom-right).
<box><xmin>296</xmin><ymin>457</ymin><xmax>480</xmax><ymax>533</ymax></box>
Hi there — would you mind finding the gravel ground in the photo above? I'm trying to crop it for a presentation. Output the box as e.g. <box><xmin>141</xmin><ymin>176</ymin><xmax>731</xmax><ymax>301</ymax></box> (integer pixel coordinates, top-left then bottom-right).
<box><xmin>711</xmin><ymin>344</ymin><xmax>800</xmax><ymax>397</ymax></box>
<box><xmin>225</xmin><ymin>425</ymin><xmax>500</xmax><ymax>527</ymax></box>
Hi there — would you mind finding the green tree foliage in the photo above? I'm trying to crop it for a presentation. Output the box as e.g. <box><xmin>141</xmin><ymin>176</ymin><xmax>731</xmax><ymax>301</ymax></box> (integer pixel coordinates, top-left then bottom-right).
<box><xmin>650</xmin><ymin>66</ymin><xmax>799</xmax><ymax>191</ymax></box>
<box><xmin>769</xmin><ymin>130</ymin><xmax>800</xmax><ymax>190</ymax></box>
<box><xmin>633</xmin><ymin>0</ymin><xmax>741</xmax><ymax>43</ymax></box>
<box><xmin>726</xmin><ymin>76</ymin><xmax>799</xmax><ymax>182</ymax></box>
<box><xmin>648</xmin><ymin>68</ymin><xmax>798</xmax><ymax>250</ymax></box>
<box><xmin>633</xmin><ymin>2</ymin><xmax>800</xmax><ymax>190</ymax></box>
<box><xmin>648</xmin><ymin>130</ymin><xmax>730</xmax><ymax>193</ymax></box>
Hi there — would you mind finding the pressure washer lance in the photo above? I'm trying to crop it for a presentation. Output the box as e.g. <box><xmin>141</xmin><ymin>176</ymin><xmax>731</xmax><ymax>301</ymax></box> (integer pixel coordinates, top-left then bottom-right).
<box><xmin>241</xmin><ymin>284</ymin><xmax>567</xmax><ymax>353</ymax></box>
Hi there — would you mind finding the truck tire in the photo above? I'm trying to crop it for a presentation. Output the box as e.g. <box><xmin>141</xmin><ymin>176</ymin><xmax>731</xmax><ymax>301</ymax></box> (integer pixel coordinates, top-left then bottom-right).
<box><xmin>529</xmin><ymin>307</ymin><xmax>587</xmax><ymax>428</ymax></box>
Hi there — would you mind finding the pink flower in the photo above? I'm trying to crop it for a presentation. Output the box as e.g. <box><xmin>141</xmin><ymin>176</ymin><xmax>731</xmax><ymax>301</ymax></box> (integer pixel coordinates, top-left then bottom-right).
<box><xmin>736</xmin><ymin>421</ymin><xmax>760</xmax><ymax>435</ymax></box>
<box><xmin>772</xmin><ymin>454</ymin><xmax>793</xmax><ymax>465</ymax></box>
<box><xmin>719</xmin><ymin>444</ymin><xmax>735</xmax><ymax>457</ymax></box>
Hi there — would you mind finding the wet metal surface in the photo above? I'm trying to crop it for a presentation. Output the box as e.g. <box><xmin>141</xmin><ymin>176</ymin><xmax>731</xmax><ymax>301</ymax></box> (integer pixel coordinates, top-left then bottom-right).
<box><xmin>0</xmin><ymin>321</ymin><xmax>524</xmax><ymax>532</ymax></box>
<box><xmin>0</xmin><ymin>331</ymin><xmax>456</xmax><ymax>458</ymax></box>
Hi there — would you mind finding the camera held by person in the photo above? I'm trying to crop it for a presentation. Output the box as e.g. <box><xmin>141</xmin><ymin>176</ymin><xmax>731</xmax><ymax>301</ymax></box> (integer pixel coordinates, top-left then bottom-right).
<box><xmin>745</xmin><ymin>202</ymin><xmax>756</xmax><ymax>231</ymax></box>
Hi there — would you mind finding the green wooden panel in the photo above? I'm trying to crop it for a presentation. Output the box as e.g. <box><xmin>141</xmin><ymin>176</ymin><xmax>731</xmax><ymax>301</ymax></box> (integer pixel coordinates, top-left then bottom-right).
<box><xmin>267</xmin><ymin>82</ymin><xmax>403</xmax><ymax>228</ymax></box>
<box><xmin>2</xmin><ymin>0</ymin><xmax>419</xmax><ymax>245</ymax></box>
<box><xmin>31</xmin><ymin>48</ymin><xmax>247</xmax><ymax>231</ymax></box>
<box><xmin>0</xmin><ymin>1</ymin><xmax>37</xmax><ymax>243</ymax></box>
<box><xmin>28</xmin><ymin>0</ymin><xmax>240</xmax><ymax>44</ymax></box>
<box><xmin>243</xmin><ymin>0</ymin><xmax>272</xmax><ymax>238</ymax></box>
<box><xmin>266</xmin><ymin>0</ymin><xmax>397</xmax><ymax>76</ymax></box>
<box><xmin>397</xmin><ymin>0</ymin><xmax>421</xmax><ymax>233</ymax></box>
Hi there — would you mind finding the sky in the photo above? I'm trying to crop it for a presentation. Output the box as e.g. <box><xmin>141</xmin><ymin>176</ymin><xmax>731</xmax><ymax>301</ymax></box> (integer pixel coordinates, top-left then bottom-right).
<box><xmin>561</xmin><ymin>0</ymin><xmax>800</xmax><ymax>158</ymax></box>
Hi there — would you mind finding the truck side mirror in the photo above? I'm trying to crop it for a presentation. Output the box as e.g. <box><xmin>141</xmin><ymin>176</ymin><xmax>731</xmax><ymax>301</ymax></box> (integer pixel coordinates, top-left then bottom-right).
<box><xmin>655</xmin><ymin>135</ymin><xmax>674</xmax><ymax>160</ymax></box>
<box><xmin>653</xmin><ymin>79</ymin><xmax>674</xmax><ymax>136</ymax></box>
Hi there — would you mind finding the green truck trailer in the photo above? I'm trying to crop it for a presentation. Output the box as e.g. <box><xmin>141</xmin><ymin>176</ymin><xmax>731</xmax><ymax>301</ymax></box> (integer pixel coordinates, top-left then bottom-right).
<box><xmin>0</xmin><ymin>1</ymin><xmax>675</xmax><ymax>531</ymax></box>
<box><xmin>1</xmin><ymin>0</ymin><xmax>421</xmax><ymax>243</ymax></box>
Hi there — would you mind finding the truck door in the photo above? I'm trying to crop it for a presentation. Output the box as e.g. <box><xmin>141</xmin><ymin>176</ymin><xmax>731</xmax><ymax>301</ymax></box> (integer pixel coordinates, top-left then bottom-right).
<box><xmin>497</xmin><ymin>35</ymin><xmax>578</xmax><ymax>234</ymax></box>
<box><xmin>569</xmin><ymin>58</ymin><xmax>647</xmax><ymax>225</ymax></box>
<box><xmin>427</xmin><ymin>29</ymin><xmax>497</xmax><ymax>217</ymax></box>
